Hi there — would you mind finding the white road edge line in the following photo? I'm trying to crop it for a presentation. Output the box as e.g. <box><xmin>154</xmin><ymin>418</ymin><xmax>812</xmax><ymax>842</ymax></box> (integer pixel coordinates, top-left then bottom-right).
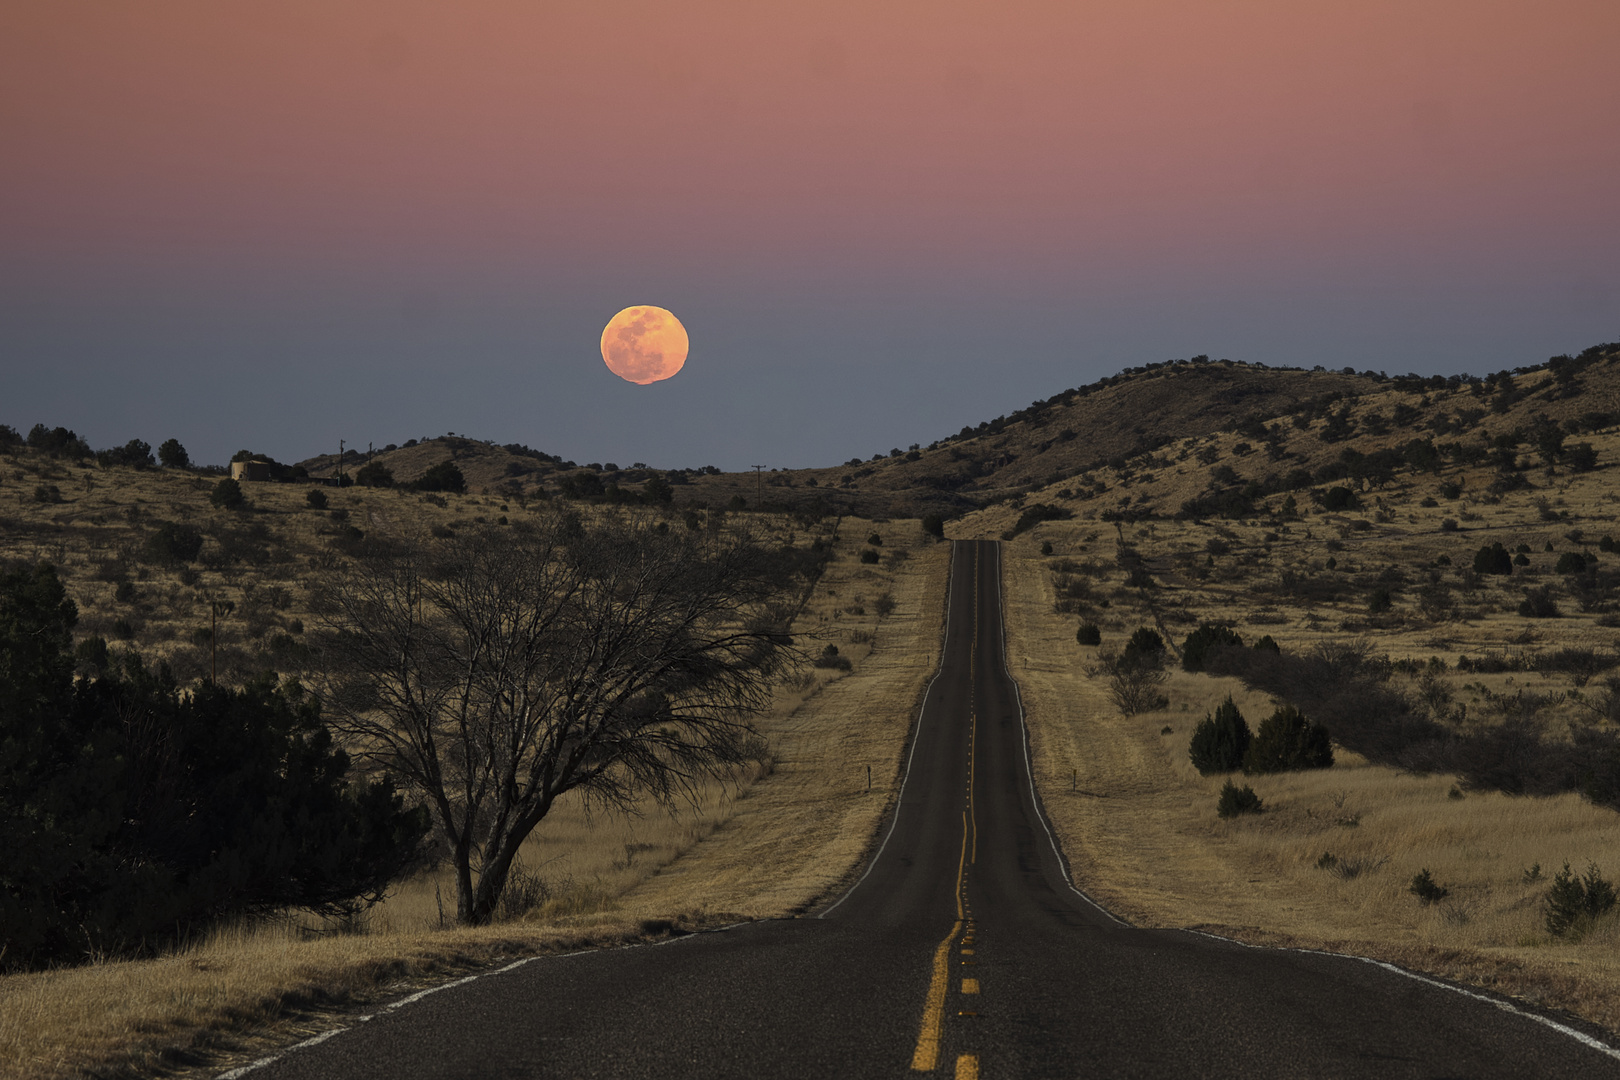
<box><xmin>819</xmin><ymin>541</ymin><xmax>958</xmax><ymax>918</ymax></box>
<box><xmin>215</xmin><ymin>543</ymin><xmax>956</xmax><ymax>1077</ymax></box>
<box><xmin>993</xmin><ymin>540</ymin><xmax>1620</xmax><ymax>1060</ymax></box>
<box><xmin>994</xmin><ymin>541</ymin><xmax>1128</xmax><ymax>927</ymax></box>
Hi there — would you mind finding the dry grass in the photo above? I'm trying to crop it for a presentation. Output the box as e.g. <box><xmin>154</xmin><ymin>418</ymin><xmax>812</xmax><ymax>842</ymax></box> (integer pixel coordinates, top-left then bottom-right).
<box><xmin>999</xmin><ymin>506</ymin><xmax>1620</xmax><ymax>1034</ymax></box>
<box><xmin>0</xmin><ymin>474</ymin><xmax>949</xmax><ymax>1080</ymax></box>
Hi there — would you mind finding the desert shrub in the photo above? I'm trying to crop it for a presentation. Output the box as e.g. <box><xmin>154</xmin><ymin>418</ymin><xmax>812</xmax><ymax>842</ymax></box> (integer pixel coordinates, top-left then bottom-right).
<box><xmin>412</xmin><ymin>461</ymin><xmax>466</xmax><ymax>494</ymax></box>
<box><xmin>1076</xmin><ymin>623</ymin><xmax>1101</xmax><ymax>646</ymax></box>
<box><xmin>1518</xmin><ymin>587</ymin><xmax>1562</xmax><ymax>618</ymax></box>
<box><xmin>157</xmin><ymin>439</ymin><xmax>190</xmax><ymax>469</ymax></box>
<box><xmin>874</xmin><ymin>592</ymin><xmax>896</xmax><ymax>617</ymax></box>
<box><xmin>209</xmin><ymin>477</ymin><xmax>246</xmax><ymax>510</ymax></box>
<box><xmin>1546</xmin><ymin>863</ymin><xmax>1617</xmax><ymax>938</ymax></box>
<box><xmin>1243</xmin><ymin>705</ymin><xmax>1334</xmax><ymax>774</ymax></box>
<box><xmin>813</xmin><ymin>644</ymin><xmax>852</xmax><ymax>672</ymax></box>
<box><xmin>1473</xmin><ymin>542</ymin><xmax>1512</xmax><ymax>575</ymax></box>
<box><xmin>1121</xmin><ymin>627</ymin><xmax>1166</xmax><ymax>669</ymax></box>
<box><xmin>859</xmin><ymin>549</ymin><xmax>881</xmax><ymax>564</ymax></box>
<box><xmin>1566</xmin><ymin>443</ymin><xmax>1599</xmax><ymax>471</ymax></box>
<box><xmin>921</xmin><ymin>514</ymin><xmax>945</xmax><ymax>539</ymax></box>
<box><xmin>1556</xmin><ymin>552</ymin><xmax>1588</xmax><ymax>575</ymax></box>
<box><xmin>1181</xmin><ymin>622</ymin><xmax>1243</xmax><ymax>673</ymax></box>
<box><xmin>142</xmin><ymin>521</ymin><xmax>204</xmax><ymax>565</ymax></box>
<box><xmin>306</xmin><ymin>488</ymin><xmax>329</xmax><ymax>509</ymax></box>
<box><xmin>1216</xmin><ymin>780</ymin><xmax>1263</xmax><ymax>818</ymax></box>
<box><xmin>0</xmin><ymin>563</ymin><xmax>426</xmax><ymax>969</ymax></box>
<box><xmin>1108</xmin><ymin>664</ymin><xmax>1168</xmax><ymax>716</ymax></box>
<box><xmin>867</xmin><ymin>532</ymin><xmax>882</xmax><ymax>546</ymax></box>
<box><xmin>1203</xmin><ymin>639</ymin><xmax>1451</xmax><ymax>772</ymax></box>
<box><xmin>1321</xmin><ymin>486</ymin><xmax>1358</xmax><ymax>511</ymax></box>
<box><xmin>33</xmin><ymin>484</ymin><xmax>63</xmax><ymax>504</ymax></box>
<box><xmin>1440</xmin><ymin>518</ymin><xmax>1459</xmax><ymax>532</ymax></box>
<box><xmin>1367</xmin><ymin>587</ymin><xmax>1393</xmax><ymax>614</ymax></box>
<box><xmin>1189</xmin><ymin>696</ymin><xmax>1251</xmax><ymax>775</ymax></box>
<box><xmin>355</xmin><ymin>461</ymin><xmax>394</xmax><ymax>488</ymax></box>
<box><xmin>1409</xmin><ymin>869</ymin><xmax>1449</xmax><ymax>905</ymax></box>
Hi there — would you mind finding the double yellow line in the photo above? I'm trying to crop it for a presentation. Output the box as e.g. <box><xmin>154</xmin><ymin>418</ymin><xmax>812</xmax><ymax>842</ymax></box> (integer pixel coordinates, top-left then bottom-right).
<box><xmin>911</xmin><ymin>546</ymin><xmax>980</xmax><ymax>1072</ymax></box>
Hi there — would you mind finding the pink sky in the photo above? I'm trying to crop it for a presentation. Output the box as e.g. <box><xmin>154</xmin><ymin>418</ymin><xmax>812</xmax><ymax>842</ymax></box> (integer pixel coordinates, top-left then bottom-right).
<box><xmin>2</xmin><ymin>1</ymin><xmax>1617</xmax><ymax>467</ymax></box>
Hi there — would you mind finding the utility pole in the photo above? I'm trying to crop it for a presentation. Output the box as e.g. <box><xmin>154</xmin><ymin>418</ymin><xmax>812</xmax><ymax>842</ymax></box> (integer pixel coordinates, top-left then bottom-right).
<box><xmin>752</xmin><ymin>465</ymin><xmax>765</xmax><ymax>507</ymax></box>
<box><xmin>338</xmin><ymin>438</ymin><xmax>345</xmax><ymax>486</ymax></box>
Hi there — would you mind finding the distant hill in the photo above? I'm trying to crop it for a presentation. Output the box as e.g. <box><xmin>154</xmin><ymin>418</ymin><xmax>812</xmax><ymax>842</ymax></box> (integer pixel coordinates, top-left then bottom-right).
<box><xmin>296</xmin><ymin>343</ymin><xmax>1620</xmax><ymax>524</ymax></box>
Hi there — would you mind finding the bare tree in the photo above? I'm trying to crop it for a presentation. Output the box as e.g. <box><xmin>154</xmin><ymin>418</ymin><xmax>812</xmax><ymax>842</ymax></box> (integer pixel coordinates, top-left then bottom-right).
<box><xmin>314</xmin><ymin>510</ymin><xmax>794</xmax><ymax>924</ymax></box>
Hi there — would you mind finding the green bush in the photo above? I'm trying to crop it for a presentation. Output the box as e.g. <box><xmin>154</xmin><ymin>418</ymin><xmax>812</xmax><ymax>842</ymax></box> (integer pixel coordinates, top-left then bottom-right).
<box><xmin>921</xmin><ymin>514</ymin><xmax>945</xmax><ymax>539</ymax></box>
<box><xmin>1556</xmin><ymin>552</ymin><xmax>1588</xmax><ymax>574</ymax></box>
<box><xmin>1321</xmin><ymin>485</ymin><xmax>1358</xmax><ymax>511</ymax></box>
<box><xmin>1546</xmin><ymin>862</ymin><xmax>1618</xmax><ymax>937</ymax></box>
<box><xmin>209</xmin><ymin>477</ymin><xmax>246</xmax><ymax>510</ymax></box>
<box><xmin>0</xmin><ymin>562</ymin><xmax>426</xmax><ymax>969</ymax></box>
<box><xmin>1473</xmin><ymin>541</ymin><xmax>1512</xmax><ymax>575</ymax></box>
<box><xmin>157</xmin><ymin>438</ymin><xmax>190</xmax><ymax>469</ymax></box>
<box><xmin>1121</xmin><ymin>627</ymin><xmax>1166</xmax><ymax>670</ymax></box>
<box><xmin>1076</xmin><ymin>623</ymin><xmax>1101</xmax><ymax>646</ymax></box>
<box><xmin>1518</xmin><ymin>586</ymin><xmax>1561</xmax><ymax>618</ymax></box>
<box><xmin>305</xmin><ymin>488</ymin><xmax>329</xmax><ymax>510</ymax></box>
<box><xmin>143</xmin><ymin>521</ymin><xmax>204</xmax><ymax>565</ymax></box>
<box><xmin>1181</xmin><ymin>622</ymin><xmax>1242</xmax><ymax>672</ymax></box>
<box><xmin>1409</xmin><ymin>869</ymin><xmax>1449</xmax><ymax>905</ymax></box>
<box><xmin>355</xmin><ymin>461</ymin><xmax>394</xmax><ymax>488</ymax></box>
<box><xmin>412</xmin><ymin>461</ymin><xmax>466</xmax><ymax>494</ymax></box>
<box><xmin>1216</xmin><ymin>780</ymin><xmax>1263</xmax><ymax>818</ymax></box>
<box><xmin>1243</xmin><ymin>705</ymin><xmax>1333</xmax><ymax>774</ymax></box>
<box><xmin>867</xmin><ymin>533</ymin><xmax>882</xmax><ymax>546</ymax></box>
<box><xmin>1189</xmin><ymin>696</ymin><xmax>1251</xmax><ymax>775</ymax></box>
<box><xmin>859</xmin><ymin>549</ymin><xmax>881</xmax><ymax>564</ymax></box>
<box><xmin>813</xmin><ymin>644</ymin><xmax>852</xmax><ymax>672</ymax></box>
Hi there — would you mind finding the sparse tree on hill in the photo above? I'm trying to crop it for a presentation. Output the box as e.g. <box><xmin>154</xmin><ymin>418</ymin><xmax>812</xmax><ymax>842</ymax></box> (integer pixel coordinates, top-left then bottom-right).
<box><xmin>157</xmin><ymin>438</ymin><xmax>190</xmax><ymax>469</ymax></box>
<box><xmin>314</xmin><ymin>511</ymin><xmax>796</xmax><ymax>925</ymax></box>
<box><xmin>209</xmin><ymin>477</ymin><xmax>246</xmax><ymax>510</ymax></box>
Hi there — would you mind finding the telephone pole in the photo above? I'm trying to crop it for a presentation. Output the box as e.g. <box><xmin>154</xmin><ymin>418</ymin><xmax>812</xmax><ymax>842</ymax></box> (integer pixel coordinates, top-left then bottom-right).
<box><xmin>752</xmin><ymin>465</ymin><xmax>765</xmax><ymax>507</ymax></box>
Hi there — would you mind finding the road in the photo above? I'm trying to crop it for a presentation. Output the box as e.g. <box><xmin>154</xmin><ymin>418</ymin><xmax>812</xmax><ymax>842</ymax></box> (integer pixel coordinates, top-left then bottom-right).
<box><xmin>235</xmin><ymin>540</ymin><xmax>1620</xmax><ymax>1078</ymax></box>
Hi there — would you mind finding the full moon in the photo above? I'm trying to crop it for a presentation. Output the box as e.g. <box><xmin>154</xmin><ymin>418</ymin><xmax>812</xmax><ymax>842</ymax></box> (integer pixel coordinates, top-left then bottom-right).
<box><xmin>600</xmin><ymin>306</ymin><xmax>689</xmax><ymax>385</ymax></box>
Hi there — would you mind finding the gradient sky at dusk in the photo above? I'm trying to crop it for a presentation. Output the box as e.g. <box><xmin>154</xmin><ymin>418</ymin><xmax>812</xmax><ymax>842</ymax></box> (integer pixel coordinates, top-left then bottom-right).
<box><xmin>3</xmin><ymin>1</ymin><xmax>1617</xmax><ymax>470</ymax></box>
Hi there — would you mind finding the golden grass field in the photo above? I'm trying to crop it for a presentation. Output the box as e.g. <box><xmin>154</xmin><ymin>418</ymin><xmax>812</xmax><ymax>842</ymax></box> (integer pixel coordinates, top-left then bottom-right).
<box><xmin>0</xmin><ymin>459</ymin><xmax>949</xmax><ymax>1080</ymax></box>
<box><xmin>970</xmin><ymin>387</ymin><xmax>1620</xmax><ymax>1033</ymax></box>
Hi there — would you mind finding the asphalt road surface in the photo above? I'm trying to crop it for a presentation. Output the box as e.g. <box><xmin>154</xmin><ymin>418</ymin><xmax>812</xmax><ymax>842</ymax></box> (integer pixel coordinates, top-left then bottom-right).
<box><xmin>234</xmin><ymin>540</ymin><xmax>1620</xmax><ymax>1079</ymax></box>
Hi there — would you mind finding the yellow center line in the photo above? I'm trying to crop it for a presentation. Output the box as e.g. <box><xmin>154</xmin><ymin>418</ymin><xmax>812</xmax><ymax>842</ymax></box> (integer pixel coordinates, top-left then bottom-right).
<box><xmin>911</xmin><ymin>544</ymin><xmax>986</xmax><ymax>1073</ymax></box>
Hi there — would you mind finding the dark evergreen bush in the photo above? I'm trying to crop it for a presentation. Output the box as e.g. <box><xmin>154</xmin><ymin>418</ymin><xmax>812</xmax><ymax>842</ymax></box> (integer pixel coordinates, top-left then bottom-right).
<box><xmin>1076</xmin><ymin>623</ymin><xmax>1101</xmax><ymax>646</ymax></box>
<box><xmin>1243</xmin><ymin>705</ymin><xmax>1334</xmax><ymax>774</ymax></box>
<box><xmin>412</xmin><ymin>460</ymin><xmax>467</xmax><ymax>494</ymax></box>
<box><xmin>209</xmin><ymin>477</ymin><xmax>246</xmax><ymax>510</ymax></box>
<box><xmin>143</xmin><ymin>521</ymin><xmax>204</xmax><ymax>565</ymax></box>
<box><xmin>1518</xmin><ymin>586</ymin><xmax>1562</xmax><ymax>618</ymax></box>
<box><xmin>1321</xmin><ymin>485</ymin><xmax>1358</xmax><ymax>511</ymax></box>
<box><xmin>860</xmin><ymin>549</ymin><xmax>881</xmax><ymax>564</ymax></box>
<box><xmin>355</xmin><ymin>461</ymin><xmax>394</xmax><ymax>488</ymax></box>
<box><xmin>157</xmin><ymin>438</ymin><xmax>190</xmax><ymax>469</ymax></box>
<box><xmin>1216</xmin><ymin>780</ymin><xmax>1263</xmax><ymax>818</ymax></box>
<box><xmin>1181</xmin><ymin>622</ymin><xmax>1243</xmax><ymax>672</ymax></box>
<box><xmin>1546</xmin><ymin>862</ymin><xmax>1617</xmax><ymax>937</ymax></box>
<box><xmin>1473</xmin><ymin>541</ymin><xmax>1512</xmax><ymax>575</ymax></box>
<box><xmin>1409</xmin><ymin>869</ymin><xmax>1449</xmax><ymax>905</ymax></box>
<box><xmin>0</xmin><ymin>563</ymin><xmax>426</xmax><ymax>970</ymax></box>
<box><xmin>1556</xmin><ymin>552</ymin><xmax>1588</xmax><ymax>574</ymax></box>
<box><xmin>1121</xmin><ymin>627</ymin><xmax>1166</xmax><ymax>670</ymax></box>
<box><xmin>1189</xmin><ymin>696</ymin><xmax>1251</xmax><ymax>775</ymax></box>
<box><xmin>306</xmin><ymin>488</ymin><xmax>329</xmax><ymax>510</ymax></box>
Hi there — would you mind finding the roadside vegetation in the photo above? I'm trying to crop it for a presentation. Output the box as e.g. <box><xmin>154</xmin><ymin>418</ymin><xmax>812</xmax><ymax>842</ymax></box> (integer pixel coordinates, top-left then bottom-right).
<box><xmin>0</xmin><ymin>436</ymin><xmax>948</xmax><ymax>1079</ymax></box>
<box><xmin>988</xmin><ymin>343</ymin><xmax>1620</xmax><ymax>1032</ymax></box>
